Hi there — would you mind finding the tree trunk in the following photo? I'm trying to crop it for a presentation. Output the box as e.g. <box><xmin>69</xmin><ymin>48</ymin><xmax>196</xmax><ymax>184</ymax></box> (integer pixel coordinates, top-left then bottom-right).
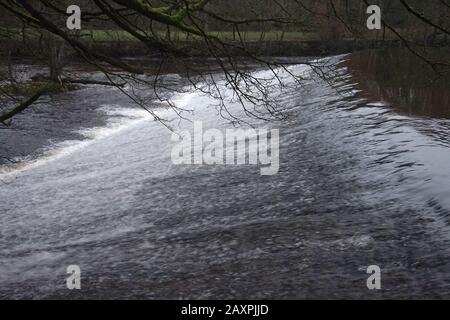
<box><xmin>0</xmin><ymin>88</ymin><xmax>48</xmax><ymax>124</ymax></box>
<box><xmin>46</xmin><ymin>32</ymin><xmax>64</xmax><ymax>82</ymax></box>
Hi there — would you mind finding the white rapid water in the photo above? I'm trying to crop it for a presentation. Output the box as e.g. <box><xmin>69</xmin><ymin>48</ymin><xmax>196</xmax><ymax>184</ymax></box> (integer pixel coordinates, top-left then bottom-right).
<box><xmin>1</xmin><ymin>58</ymin><xmax>450</xmax><ymax>299</ymax></box>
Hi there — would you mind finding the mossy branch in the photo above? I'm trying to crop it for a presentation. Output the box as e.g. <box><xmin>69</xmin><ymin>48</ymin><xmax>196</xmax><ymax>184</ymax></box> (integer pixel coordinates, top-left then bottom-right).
<box><xmin>0</xmin><ymin>87</ymin><xmax>48</xmax><ymax>124</ymax></box>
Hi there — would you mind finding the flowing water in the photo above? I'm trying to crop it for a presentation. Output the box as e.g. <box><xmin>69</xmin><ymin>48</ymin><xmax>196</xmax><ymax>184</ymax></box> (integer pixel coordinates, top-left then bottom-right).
<box><xmin>1</xmin><ymin>51</ymin><xmax>450</xmax><ymax>299</ymax></box>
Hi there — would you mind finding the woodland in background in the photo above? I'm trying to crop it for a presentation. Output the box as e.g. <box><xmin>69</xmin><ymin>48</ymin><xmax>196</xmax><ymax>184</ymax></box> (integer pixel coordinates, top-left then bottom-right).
<box><xmin>0</xmin><ymin>0</ymin><xmax>449</xmax><ymax>125</ymax></box>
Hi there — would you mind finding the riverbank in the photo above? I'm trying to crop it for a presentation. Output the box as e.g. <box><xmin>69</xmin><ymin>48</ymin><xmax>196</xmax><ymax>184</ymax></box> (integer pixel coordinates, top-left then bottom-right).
<box><xmin>3</xmin><ymin>36</ymin><xmax>448</xmax><ymax>60</ymax></box>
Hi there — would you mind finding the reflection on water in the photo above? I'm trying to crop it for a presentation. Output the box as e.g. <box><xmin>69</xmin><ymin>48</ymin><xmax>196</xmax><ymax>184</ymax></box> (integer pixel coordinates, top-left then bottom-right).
<box><xmin>345</xmin><ymin>48</ymin><xmax>450</xmax><ymax>119</ymax></box>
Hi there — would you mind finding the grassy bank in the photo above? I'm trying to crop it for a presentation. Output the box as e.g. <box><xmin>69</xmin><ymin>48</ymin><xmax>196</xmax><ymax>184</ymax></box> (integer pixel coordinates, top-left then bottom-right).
<box><xmin>2</xmin><ymin>27</ymin><xmax>435</xmax><ymax>59</ymax></box>
<box><xmin>1</xmin><ymin>27</ymin><xmax>318</xmax><ymax>42</ymax></box>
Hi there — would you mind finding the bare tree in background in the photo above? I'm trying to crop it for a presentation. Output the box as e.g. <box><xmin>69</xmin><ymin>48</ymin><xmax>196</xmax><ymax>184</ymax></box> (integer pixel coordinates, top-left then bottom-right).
<box><xmin>0</xmin><ymin>0</ymin><xmax>449</xmax><ymax>126</ymax></box>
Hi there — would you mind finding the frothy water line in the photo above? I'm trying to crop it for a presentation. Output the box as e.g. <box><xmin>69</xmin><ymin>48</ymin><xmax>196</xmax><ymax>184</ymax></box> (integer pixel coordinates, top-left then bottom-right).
<box><xmin>0</xmin><ymin>105</ymin><xmax>154</xmax><ymax>180</ymax></box>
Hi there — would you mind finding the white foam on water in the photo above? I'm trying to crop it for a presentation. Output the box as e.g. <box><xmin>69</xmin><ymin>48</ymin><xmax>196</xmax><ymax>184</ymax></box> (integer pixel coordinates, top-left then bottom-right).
<box><xmin>366</xmin><ymin>101</ymin><xmax>390</xmax><ymax>107</ymax></box>
<box><xmin>0</xmin><ymin>251</ymin><xmax>67</xmax><ymax>283</ymax></box>
<box><xmin>0</xmin><ymin>104</ymin><xmax>155</xmax><ymax>179</ymax></box>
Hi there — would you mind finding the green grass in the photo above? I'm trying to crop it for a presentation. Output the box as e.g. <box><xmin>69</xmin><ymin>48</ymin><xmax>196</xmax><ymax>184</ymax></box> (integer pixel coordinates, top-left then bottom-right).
<box><xmin>1</xmin><ymin>27</ymin><xmax>318</xmax><ymax>43</ymax></box>
<box><xmin>87</xmin><ymin>30</ymin><xmax>317</xmax><ymax>42</ymax></box>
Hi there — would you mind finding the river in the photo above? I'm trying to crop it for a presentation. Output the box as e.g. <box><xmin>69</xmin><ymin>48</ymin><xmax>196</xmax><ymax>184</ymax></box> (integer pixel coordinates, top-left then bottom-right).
<box><xmin>1</xmin><ymin>50</ymin><xmax>450</xmax><ymax>299</ymax></box>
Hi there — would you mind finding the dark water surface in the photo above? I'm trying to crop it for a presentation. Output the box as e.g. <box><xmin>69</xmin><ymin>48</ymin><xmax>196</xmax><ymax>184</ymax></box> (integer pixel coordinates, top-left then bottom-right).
<box><xmin>346</xmin><ymin>48</ymin><xmax>450</xmax><ymax>118</ymax></box>
<box><xmin>1</xmin><ymin>50</ymin><xmax>450</xmax><ymax>299</ymax></box>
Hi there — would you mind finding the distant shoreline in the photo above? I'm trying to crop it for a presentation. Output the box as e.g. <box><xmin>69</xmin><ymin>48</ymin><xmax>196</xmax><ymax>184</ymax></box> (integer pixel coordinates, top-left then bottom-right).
<box><xmin>3</xmin><ymin>37</ymin><xmax>448</xmax><ymax>60</ymax></box>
